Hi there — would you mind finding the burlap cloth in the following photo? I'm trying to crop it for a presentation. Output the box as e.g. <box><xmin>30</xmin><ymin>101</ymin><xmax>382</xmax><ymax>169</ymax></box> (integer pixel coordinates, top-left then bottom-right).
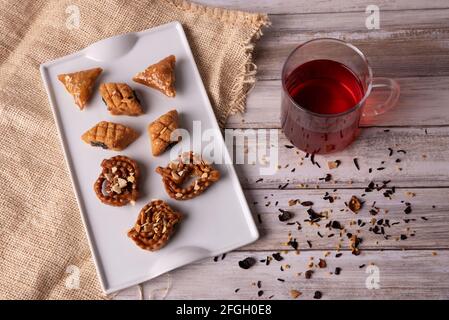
<box><xmin>0</xmin><ymin>0</ymin><xmax>269</xmax><ymax>299</ymax></box>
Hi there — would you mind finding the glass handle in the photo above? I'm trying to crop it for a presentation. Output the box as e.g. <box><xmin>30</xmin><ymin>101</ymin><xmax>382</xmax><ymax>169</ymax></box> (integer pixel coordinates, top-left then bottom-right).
<box><xmin>362</xmin><ymin>77</ymin><xmax>400</xmax><ymax>118</ymax></box>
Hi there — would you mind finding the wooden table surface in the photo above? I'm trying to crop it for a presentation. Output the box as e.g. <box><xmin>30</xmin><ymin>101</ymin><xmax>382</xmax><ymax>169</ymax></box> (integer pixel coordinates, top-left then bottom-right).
<box><xmin>117</xmin><ymin>0</ymin><xmax>449</xmax><ymax>300</ymax></box>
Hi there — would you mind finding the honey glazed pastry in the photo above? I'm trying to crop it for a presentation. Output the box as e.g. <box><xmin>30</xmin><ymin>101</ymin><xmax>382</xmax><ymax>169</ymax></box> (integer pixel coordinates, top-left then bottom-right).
<box><xmin>94</xmin><ymin>155</ymin><xmax>139</xmax><ymax>206</ymax></box>
<box><xmin>148</xmin><ymin>109</ymin><xmax>180</xmax><ymax>156</ymax></box>
<box><xmin>99</xmin><ymin>83</ymin><xmax>144</xmax><ymax>116</ymax></box>
<box><xmin>81</xmin><ymin>121</ymin><xmax>138</xmax><ymax>151</ymax></box>
<box><xmin>58</xmin><ymin>67</ymin><xmax>102</xmax><ymax>110</ymax></box>
<box><xmin>155</xmin><ymin>151</ymin><xmax>220</xmax><ymax>200</ymax></box>
<box><xmin>133</xmin><ymin>55</ymin><xmax>176</xmax><ymax>97</ymax></box>
<box><xmin>128</xmin><ymin>200</ymin><xmax>182</xmax><ymax>251</ymax></box>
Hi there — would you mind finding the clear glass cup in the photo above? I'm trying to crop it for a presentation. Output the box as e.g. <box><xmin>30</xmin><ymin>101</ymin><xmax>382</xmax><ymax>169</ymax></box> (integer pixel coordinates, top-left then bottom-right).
<box><xmin>281</xmin><ymin>38</ymin><xmax>400</xmax><ymax>154</ymax></box>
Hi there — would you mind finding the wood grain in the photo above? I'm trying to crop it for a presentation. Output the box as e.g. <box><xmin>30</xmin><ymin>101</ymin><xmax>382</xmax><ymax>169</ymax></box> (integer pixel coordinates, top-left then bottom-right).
<box><xmin>241</xmin><ymin>188</ymin><xmax>449</xmax><ymax>251</ymax></box>
<box><xmin>195</xmin><ymin>0</ymin><xmax>449</xmax><ymax>14</ymax></box>
<box><xmin>116</xmin><ymin>250</ymin><xmax>449</xmax><ymax>299</ymax></box>
<box><xmin>227</xmin><ymin>77</ymin><xmax>449</xmax><ymax>128</ymax></box>
<box><xmin>254</xmin><ymin>9</ymin><xmax>449</xmax><ymax>80</ymax></box>
<box><xmin>232</xmin><ymin>127</ymin><xmax>449</xmax><ymax>188</ymax></box>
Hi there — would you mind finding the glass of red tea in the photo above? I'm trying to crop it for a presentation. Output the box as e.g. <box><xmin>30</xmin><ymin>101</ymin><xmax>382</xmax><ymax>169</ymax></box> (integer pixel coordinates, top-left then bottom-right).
<box><xmin>281</xmin><ymin>38</ymin><xmax>400</xmax><ymax>154</ymax></box>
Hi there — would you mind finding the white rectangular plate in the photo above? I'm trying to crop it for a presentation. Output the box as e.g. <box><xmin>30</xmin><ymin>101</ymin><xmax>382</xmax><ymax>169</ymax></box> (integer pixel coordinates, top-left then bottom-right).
<box><xmin>40</xmin><ymin>21</ymin><xmax>258</xmax><ymax>294</ymax></box>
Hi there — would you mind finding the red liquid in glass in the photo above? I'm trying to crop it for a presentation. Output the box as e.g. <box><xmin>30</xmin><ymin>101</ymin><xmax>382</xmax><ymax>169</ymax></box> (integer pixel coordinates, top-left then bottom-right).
<box><xmin>282</xmin><ymin>59</ymin><xmax>365</xmax><ymax>153</ymax></box>
<box><xmin>286</xmin><ymin>59</ymin><xmax>364</xmax><ymax>115</ymax></box>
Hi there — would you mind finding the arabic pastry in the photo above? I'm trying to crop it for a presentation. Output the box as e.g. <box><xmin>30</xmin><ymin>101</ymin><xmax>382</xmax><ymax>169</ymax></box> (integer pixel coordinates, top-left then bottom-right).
<box><xmin>155</xmin><ymin>151</ymin><xmax>220</xmax><ymax>200</ymax></box>
<box><xmin>94</xmin><ymin>155</ymin><xmax>139</xmax><ymax>206</ymax></box>
<box><xmin>57</xmin><ymin>67</ymin><xmax>102</xmax><ymax>110</ymax></box>
<box><xmin>99</xmin><ymin>83</ymin><xmax>144</xmax><ymax>116</ymax></box>
<box><xmin>81</xmin><ymin>121</ymin><xmax>138</xmax><ymax>151</ymax></box>
<box><xmin>128</xmin><ymin>200</ymin><xmax>182</xmax><ymax>251</ymax></box>
<box><xmin>133</xmin><ymin>55</ymin><xmax>176</xmax><ymax>97</ymax></box>
<box><xmin>148</xmin><ymin>109</ymin><xmax>180</xmax><ymax>156</ymax></box>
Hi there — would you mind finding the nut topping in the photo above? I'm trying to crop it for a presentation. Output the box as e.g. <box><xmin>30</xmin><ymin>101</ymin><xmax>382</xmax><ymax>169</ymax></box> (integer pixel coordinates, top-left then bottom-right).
<box><xmin>94</xmin><ymin>155</ymin><xmax>139</xmax><ymax>206</ymax></box>
<box><xmin>128</xmin><ymin>200</ymin><xmax>182</xmax><ymax>251</ymax></box>
<box><xmin>155</xmin><ymin>151</ymin><xmax>220</xmax><ymax>200</ymax></box>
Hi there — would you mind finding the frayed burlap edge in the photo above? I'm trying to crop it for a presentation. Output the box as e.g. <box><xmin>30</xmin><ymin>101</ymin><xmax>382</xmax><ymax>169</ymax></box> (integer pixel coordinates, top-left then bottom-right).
<box><xmin>167</xmin><ymin>0</ymin><xmax>271</xmax><ymax>127</ymax></box>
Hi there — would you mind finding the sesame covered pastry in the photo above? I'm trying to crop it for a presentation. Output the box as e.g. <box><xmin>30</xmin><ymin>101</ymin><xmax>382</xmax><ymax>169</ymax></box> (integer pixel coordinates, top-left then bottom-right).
<box><xmin>128</xmin><ymin>200</ymin><xmax>182</xmax><ymax>251</ymax></box>
<box><xmin>133</xmin><ymin>55</ymin><xmax>176</xmax><ymax>97</ymax></box>
<box><xmin>94</xmin><ymin>155</ymin><xmax>139</xmax><ymax>206</ymax></box>
<box><xmin>81</xmin><ymin>121</ymin><xmax>138</xmax><ymax>151</ymax></box>
<box><xmin>99</xmin><ymin>83</ymin><xmax>143</xmax><ymax>116</ymax></box>
<box><xmin>148</xmin><ymin>109</ymin><xmax>180</xmax><ymax>156</ymax></box>
<box><xmin>155</xmin><ymin>151</ymin><xmax>220</xmax><ymax>200</ymax></box>
<box><xmin>57</xmin><ymin>67</ymin><xmax>102</xmax><ymax>110</ymax></box>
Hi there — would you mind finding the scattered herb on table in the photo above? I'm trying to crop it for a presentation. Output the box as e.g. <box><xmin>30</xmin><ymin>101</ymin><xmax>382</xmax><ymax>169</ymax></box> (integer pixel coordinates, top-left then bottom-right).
<box><xmin>238</xmin><ymin>257</ymin><xmax>256</xmax><ymax>269</ymax></box>
<box><xmin>353</xmin><ymin>158</ymin><xmax>360</xmax><ymax>170</ymax></box>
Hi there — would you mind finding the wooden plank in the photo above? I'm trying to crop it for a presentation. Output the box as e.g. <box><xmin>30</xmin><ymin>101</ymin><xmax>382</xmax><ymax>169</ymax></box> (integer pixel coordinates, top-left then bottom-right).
<box><xmin>241</xmin><ymin>188</ymin><xmax>449</xmax><ymax>251</ymax></box>
<box><xmin>195</xmin><ymin>0</ymin><xmax>449</xmax><ymax>14</ymax></box>
<box><xmin>266</xmin><ymin>9</ymin><xmax>449</xmax><ymax>32</ymax></box>
<box><xmin>253</xmin><ymin>9</ymin><xmax>449</xmax><ymax>79</ymax></box>
<box><xmin>227</xmin><ymin>77</ymin><xmax>449</xmax><ymax>128</ymax></box>
<box><xmin>116</xmin><ymin>250</ymin><xmax>449</xmax><ymax>299</ymax></box>
<box><xmin>231</xmin><ymin>127</ymin><xmax>449</xmax><ymax>188</ymax></box>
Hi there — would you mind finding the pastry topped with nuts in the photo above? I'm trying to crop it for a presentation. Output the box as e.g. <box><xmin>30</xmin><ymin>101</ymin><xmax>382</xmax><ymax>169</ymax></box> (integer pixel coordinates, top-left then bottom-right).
<box><xmin>155</xmin><ymin>151</ymin><xmax>220</xmax><ymax>200</ymax></box>
<box><xmin>133</xmin><ymin>55</ymin><xmax>176</xmax><ymax>97</ymax></box>
<box><xmin>99</xmin><ymin>83</ymin><xmax>144</xmax><ymax>116</ymax></box>
<box><xmin>58</xmin><ymin>67</ymin><xmax>102</xmax><ymax>110</ymax></box>
<box><xmin>148</xmin><ymin>109</ymin><xmax>181</xmax><ymax>156</ymax></box>
<box><xmin>128</xmin><ymin>200</ymin><xmax>182</xmax><ymax>251</ymax></box>
<box><xmin>81</xmin><ymin>121</ymin><xmax>138</xmax><ymax>151</ymax></box>
<box><xmin>94</xmin><ymin>155</ymin><xmax>139</xmax><ymax>206</ymax></box>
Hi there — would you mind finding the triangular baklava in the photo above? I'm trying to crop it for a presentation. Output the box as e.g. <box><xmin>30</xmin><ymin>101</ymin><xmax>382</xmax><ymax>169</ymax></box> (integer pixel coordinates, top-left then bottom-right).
<box><xmin>57</xmin><ymin>67</ymin><xmax>102</xmax><ymax>110</ymax></box>
<box><xmin>133</xmin><ymin>55</ymin><xmax>176</xmax><ymax>97</ymax></box>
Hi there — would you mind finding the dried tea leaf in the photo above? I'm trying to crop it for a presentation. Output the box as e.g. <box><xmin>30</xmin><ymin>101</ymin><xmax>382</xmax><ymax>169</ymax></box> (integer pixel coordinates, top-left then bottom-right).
<box><xmin>350</xmin><ymin>235</ymin><xmax>362</xmax><ymax>255</ymax></box>
<box><xmin>353</xmin><ymin>158</ymin><xmax>360</xmax><ymax>170</ymax></box>
<box><xmin>404</xmin><ymin>204</ymin><xmax>412</xmax><ymax>214</ymax></box>
<box><xmin>272</xmin><ymin>253</ymin><xmax>283</xmax><ymax>261</ymax></box>
<box><xmin>238</xmin><ymin>257</ymin><xmax>256</xmax><ymax>269</ymax></box>
<box><xmin>318</xmin><ymin>259</ymin><xmax>327</xmax><ymax>268</ymax></box>
<box><xmin>348</xmin><ymin>195</ymin><xmax>362</xmax><ymax>213</ymax></box>
<box><xmin>306</xmin><ymin>240</ymin><xmax>312</xmax><ymax>248</ymax></box>
<box><xmin>288</xmin><ymin>239</ymin><xmax>298</xmax><ymax>250</ymax></box>
<box><xmin>327</xmin><ymin>160</ymin><xmax>341</xmax><ymax>169</ymax></box>
<box><xmin>305</xmin><ymin>270</ymin><xmax>314</xmax><ymax>279</ymax></box>
<box><xmin>306</xmin><ymin>208</ymin><xmax>323</xmax><ymax>222</ymax></box>
<box><xmin>319</xmin><ymin>174</ymin><xmax>332</xmax><ymax>182</ymax></box>
<box><xmin>330</xmin><ymin>220</ymin><xmax>343</xmax><ymax>230</ymax></box>
<box><xmin>278</xmin><ymin>209</ymin><xmax>293</xmax><ymax>222</ymax></box>
<box><xmin>290</xmin><ymin>290</ymin><xmax>302</xmax><ymax>299</ymax></box>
